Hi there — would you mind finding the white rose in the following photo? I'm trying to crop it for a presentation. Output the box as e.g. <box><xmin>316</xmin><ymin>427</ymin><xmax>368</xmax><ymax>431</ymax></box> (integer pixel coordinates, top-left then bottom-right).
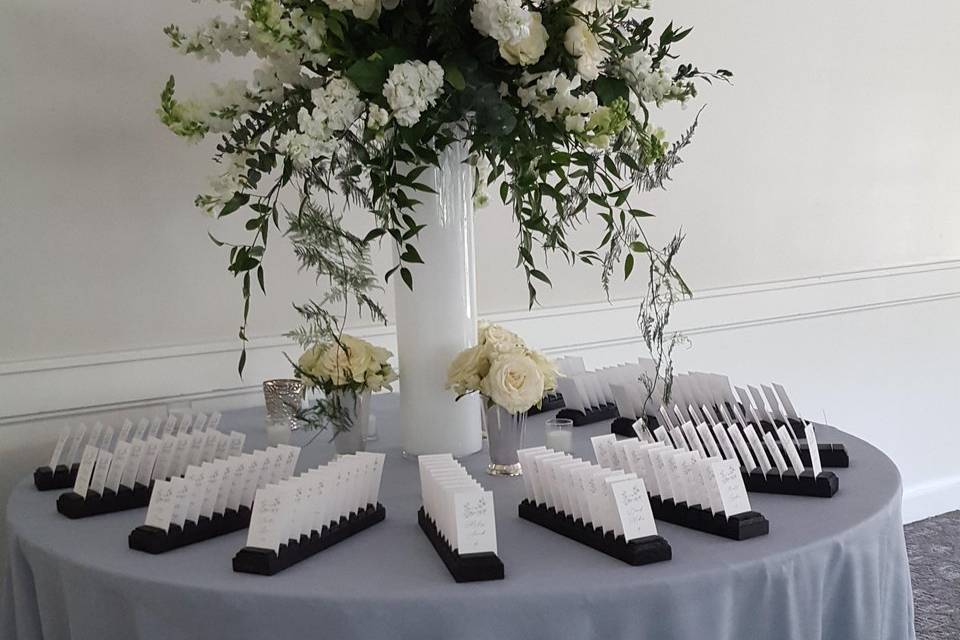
<box><xmin>499</xmin><ymin>12</ymin><xmax>548</xmax><ymax>66</ymax></box>
<box><xmin>481</xmin><ymin>352</ymin><xmax>545</xmax><ymax>414</ymax></box>
<box><xmin>479</xmin><ymin>322</ymin><xmax>526</xmax><ymax>356</ymax></box>
<box><xmin>564</xmin><ymin>20</ymin><xmax>607</xmax><ymax>81</ymax></box>
<box><xmin>446</xmin><ymin>345</ymin><xmax>489</xmax><ymax>395</ymax></box>
<box><xmin>529</xmin><ymin>350</ymin><xmax>559</xmax><ymax>392</ymax></box>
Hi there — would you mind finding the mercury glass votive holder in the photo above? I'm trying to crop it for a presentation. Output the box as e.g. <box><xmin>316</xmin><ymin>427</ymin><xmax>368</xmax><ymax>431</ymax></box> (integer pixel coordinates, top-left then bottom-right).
<box><xmin>263</xmin><ymin>379</ymin><xmax>305</xmax><ymax>443</ymax></box>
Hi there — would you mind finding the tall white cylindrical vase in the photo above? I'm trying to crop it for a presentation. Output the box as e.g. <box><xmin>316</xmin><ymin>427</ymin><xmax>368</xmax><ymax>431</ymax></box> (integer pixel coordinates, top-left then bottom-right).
<box><xmin>394</xmin><ymin>141</ymin><xmax>482</xmax><ymax>457</ymax></box>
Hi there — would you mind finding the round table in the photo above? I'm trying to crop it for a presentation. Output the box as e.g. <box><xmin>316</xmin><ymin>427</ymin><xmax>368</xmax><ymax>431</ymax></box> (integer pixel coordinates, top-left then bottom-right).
<box><xmin>2</xmin><ymin>395</ymin><xmax>915</xmax><ymax>640</ymax></box>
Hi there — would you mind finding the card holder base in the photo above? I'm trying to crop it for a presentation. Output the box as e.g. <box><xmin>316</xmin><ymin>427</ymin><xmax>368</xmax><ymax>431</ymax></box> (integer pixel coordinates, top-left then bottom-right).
<box><xmin>128</xmin><ymin>506</ymin><xmax>253</xmax><ymax>554</ymax></box>
<box><xmin>34</xmin><ymin>464</ymin><xmax>79</xmax><ymax>491</ymax></box>
<box><xmin>648</xmin><ymin>495</ymin><xmax>769</xmax><ymax>540</ymax></box>
<box><xmin>556</xmin><ymin>403</ymin><xmax>620</xmax><ymax>427</ymax></box>
<box><xmin>232</xmin><ymin>503</ymin><xmax>386</xmax><ymax>576</ymax></box>
<box><xmin>527</xmin><ymin>392</ymin><xmax>566</xmax><ymax>416</ymax></box>
<box><xmin>610</xmin><ymin>415</ymin><xmax>658</xmax><ymax>439</ymax></box>
<box><xmin>417</xmin><ymin>507</ymin><xmax>505</xmax><ymax>583</ymax></box>
<box><xmin>517</xmin><ymin>499</ymin><xmax>671</xmax><ymax>566</ymax></box>
<box><xmin>742</xmin><ymin>468</ymin><xmax>839</xmax><ymax>498</ymax></box>
<box><xmin>56</xmin><ymin>482</ymin><xmax>152</xmax><ymax>519</ymax></box>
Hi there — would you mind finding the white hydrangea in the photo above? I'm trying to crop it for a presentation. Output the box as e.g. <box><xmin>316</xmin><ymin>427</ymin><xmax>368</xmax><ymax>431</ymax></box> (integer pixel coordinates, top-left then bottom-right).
<box><xmin>311</xmin><ymin>76</ymin><xmax>364</xmax><ymax>132</ymax></box>
<box><xmin>382</xmin><ymin>60</ymin><xmax>444</xmax><ymax>127</ymax></box>
<box><xmin>470</xmin><ymin>0</ymin><xmax>531</xmax><ymax>45</ymax></box>
<box><xmin>197</xmin><ymin>151</ymin><xmax>252</xmax><ymax>214</ymax></box>
<box><xmin>274</xmin><ymin>77</ymin><xmax>364</xmax><ymax>169</ymax></box>
<box><xmin>321</xmin><ymin>0</ymin><xmax>380</xmax><ymax>21</ymax></box>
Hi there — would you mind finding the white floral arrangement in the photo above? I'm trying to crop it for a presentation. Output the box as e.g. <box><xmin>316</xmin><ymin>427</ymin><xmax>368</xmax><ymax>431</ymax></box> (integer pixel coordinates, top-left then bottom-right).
<box><xmin>158</xmin><ymin>0</ymin><xmax>729</xmax><ymax>390</ymax></box>
<box><xmin>295</xmin><ymin>334</ymin><xmax>398</xmax><ymax>393</ymax></box>
<box><xmin>447</xmin><ymin>323</ymin><xmax>558</xmax><ymax>414</ymax></box>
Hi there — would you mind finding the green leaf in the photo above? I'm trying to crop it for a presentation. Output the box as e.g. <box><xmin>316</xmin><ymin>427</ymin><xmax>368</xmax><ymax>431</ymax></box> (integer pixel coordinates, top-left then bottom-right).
<box><xmin>257</xmin><ymin>265</ymin><xmax>265</xmax><ymax>294</ymax></box>
<box><xmin>207</xmin><ymin>231</ymin><xmax>224</xmax><ymax>247</ymax></box>
<box><xmin>400</xmin><ymin>244</ymin><xmax>424</xmax><ymax>264</ymax></box>
<box><xmin>624</xmin><ymin>253</ymin><xmax>635</xmax><ymax>279</ymax></box>
<box><xmin>219</xmin><ymin>192</ymin><xmax>249</xmax><ymax>217</ymax></box>
<box><xmin>444</xmin><ymin>64</ymin><xmax>466</xmax><ymax>91</ymax></box>
<box><xmin>630</xmin><ymin>241</ymin><xmax>649</xmax><ymax>253</ymax></box>
<box><xmin>594</xmin><ymin>76</ymin><xmax>630</xmax><ymax>106</ymax></box>
<box><xmin>345</xmin><ymin>58</ymin><xmax>387</xmax><ymax>94</ymax></box>
<box><xmin>400</xmin><ymin>266</ymin><xmax>414</xmax><ymax>290</ymax></box>
<box><xmin>238</xmin><ymin>348</ymin><xmax>247</xmax><ymax>378</ymax></box>
<box><xmin>363</xmin><ymin>228</ymin><xmax>387</xmax><ymax>243</ymax></box>
<box><xmin>529</xmin><ymin>269</ymin><xmax>552</xmax><ymax>286</ymax></box>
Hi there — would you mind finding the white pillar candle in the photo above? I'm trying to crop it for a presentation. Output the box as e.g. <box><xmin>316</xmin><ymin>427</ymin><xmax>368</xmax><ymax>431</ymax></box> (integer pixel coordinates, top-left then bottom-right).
<box><xmin>545</xmin><ymin>429</ymin><xmax>573</xmax><ymax>454</ymax></box>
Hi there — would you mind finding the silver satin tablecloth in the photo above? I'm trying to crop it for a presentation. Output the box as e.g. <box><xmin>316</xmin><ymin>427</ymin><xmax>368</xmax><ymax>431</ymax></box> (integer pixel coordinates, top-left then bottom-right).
<box><xmin>1</xmin><ymin>394</ymin><xmax>915</xmax><ymax>640</ymax></box>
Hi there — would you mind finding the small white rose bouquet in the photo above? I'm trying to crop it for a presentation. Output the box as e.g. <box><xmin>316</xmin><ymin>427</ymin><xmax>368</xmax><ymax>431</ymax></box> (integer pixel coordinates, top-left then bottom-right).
<box><xmin>447</xmin><ymin>322</ymin><xmax>558</xmax><ymax>415</ymax></box>
<box><xmin>296</xmin><ymin>334</ymin><xmax>398</xmax><ymax>394</ymax></box>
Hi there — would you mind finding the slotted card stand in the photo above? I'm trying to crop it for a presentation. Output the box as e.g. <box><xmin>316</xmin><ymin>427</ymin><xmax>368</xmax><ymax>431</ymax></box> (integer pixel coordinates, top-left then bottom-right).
<box><xmin>56</xmin><ymin>484</ymin><xmax>152</xmax><ymax>519</ymax></box>
<box><xmin>34</xmin><ymin>464</ymin><xmax>78</xmax><ymax>491</ymax></box>
<box><xmin>648</xmin><ymin>496</ymin><xmax>769</xmax><ymax>540</ymax></box>
<box><xmin>741</xmin><ymin>469</ymin><xmax>839</xmax><ymax>498</ymax></box>
<box><xmin>234</xmin><ymin>504</ymin><xmax>386</xmax><ymax>576</ymax></box>
<box><xmin>129</xmin><ymin>506</ymin><xmax>252</xmax><ymax>554</ymax></box>
<box><xmin>527</xmin><ymin>391</ymin><xmax>565</xmax><ymax>416</ymax></box>
<box><xmin>517</xmin><ymin>499</ymin><xmax>671</xmax><ymax>566</ymax></box>
<box><xmin>418</xmin><ymin>508</ymin><xmax>504</xmax><ymax>583</ymax></box>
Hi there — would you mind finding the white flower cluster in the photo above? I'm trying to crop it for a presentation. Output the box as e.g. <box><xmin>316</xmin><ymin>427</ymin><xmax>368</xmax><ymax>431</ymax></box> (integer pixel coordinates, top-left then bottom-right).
<box><xmin>298</xmin><ymin>334</ymin><xmax>398</xmax><ymax>391</ymax></box>
<box><xmin>517</xmin><ymin>71</ymin><xmax>600</xmax><ymax>132</ymax></box>
<box><xmin>382</xmin><ymin>60</ymin><xmax>444</xmax><ymax>127</ymax></box>
<box><xmin>470</xmin><ymin>0</ymin><xmax>548</xmax><ymax>66</ymax></box>
<box><xmin>321</xmin><ymin>0</ymin><xmax>381</xmax><ymax>21</ymax></box>
<box><xmin>276</xmin><ymin>76</ymin><xmax>364</xmax><ymax>168</ymax></box>
<box><xmin>446</xmin><ymin>323</ymin><xmax>558</xmax><ymax>414</ymax></box>
<box><xmin>620</xmin><ymin>50</ymin><xmax>684</xmax><ymax>105</ymax></box>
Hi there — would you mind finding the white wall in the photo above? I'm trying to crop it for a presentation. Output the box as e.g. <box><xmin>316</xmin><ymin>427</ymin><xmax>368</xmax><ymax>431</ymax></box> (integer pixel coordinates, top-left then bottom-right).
<box><xmin>2</xmin><ymin>1</ymin><xmax>959</xmax><ymax>521</ymax></box>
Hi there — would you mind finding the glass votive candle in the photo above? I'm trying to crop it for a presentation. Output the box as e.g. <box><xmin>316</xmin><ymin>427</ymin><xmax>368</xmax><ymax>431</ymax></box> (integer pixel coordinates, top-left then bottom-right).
<box><xmin>544</xmin><ymin>417</ymin><xmax>574</xmax><ymax>454</ymax></box>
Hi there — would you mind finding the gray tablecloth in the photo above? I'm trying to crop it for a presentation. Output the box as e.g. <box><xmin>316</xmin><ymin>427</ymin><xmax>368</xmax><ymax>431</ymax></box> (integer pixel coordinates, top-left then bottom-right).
<box><xmin>2</xmin><ymin>394</ymin><xmax>915</xmax><ymax>640</ymax></box>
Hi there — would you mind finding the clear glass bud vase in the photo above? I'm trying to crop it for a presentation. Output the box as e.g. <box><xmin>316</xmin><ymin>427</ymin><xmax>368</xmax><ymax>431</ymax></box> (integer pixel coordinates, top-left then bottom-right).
<box><xmin>483</xmin><ymin>403</ymin><xmax>527</xmax><ymax>476</ymax></box>
<box><xmin>330</xmin><ymin>388</ymin><xmax>371</xmax><ymax>455</ymax></box>
<box><xmin>394</xmin><ymin>140</ymin><xmax>482</xmax><ymax>458</ymax></box>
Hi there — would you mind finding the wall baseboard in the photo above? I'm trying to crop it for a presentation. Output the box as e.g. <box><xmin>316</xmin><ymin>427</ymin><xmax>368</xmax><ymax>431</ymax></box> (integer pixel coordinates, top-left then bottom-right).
<box><xmin>903</xmin><ymin>475</ymin><xmax>960</xmax><ymax>524</ymax></box>
<box><xmin>3</xmin><ymin>258</ymin><xmax>959</xmax><ymax>426</ymax></box>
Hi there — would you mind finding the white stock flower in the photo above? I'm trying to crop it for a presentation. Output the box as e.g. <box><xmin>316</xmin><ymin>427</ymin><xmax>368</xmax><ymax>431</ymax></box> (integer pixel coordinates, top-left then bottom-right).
<box><xmin>498</xmin><ymin>12</ymin><xmax>548</xmax><ymax>66</ymax></box>
<box><xmin>383</xmin><ymin>60</ymin><xmax>444</xmax><ymax>127</ymax></box>
<box><xmin>481</xmin><ymin>352</ymin><xmax>546</xmax><ymax>414</ymax></box>
<box><xmin>564</xmin><ymin>20</ymin><xmax>607</xmax><ymax>81</ymax></box>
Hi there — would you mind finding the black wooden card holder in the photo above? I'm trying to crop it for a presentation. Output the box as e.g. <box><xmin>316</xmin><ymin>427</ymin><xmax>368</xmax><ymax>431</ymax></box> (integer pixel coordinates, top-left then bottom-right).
<box><xmin>56</xmin><ymin>483</ymin><xmax>152</xmax><ymax>519</ymax></box>
<box><xmin>417</xmin><ymin>507</ymin><xmax>504</xmax><ymax>582</ymax></box>
<box><xmin>648</xmin><ymin>495</ymin><xmax>769</xmax><ymax>540</ymax></box>
<box><xmin>128</xmin><ymin>506</ymin><xmax>252</xmax><ymax>554</ymax></box>
<box><xmin>527</xmin><ymin>392</ymin><xmax>565</xmax><ymax>416</ymax></box>
<box><xmin>556</xmin><ymin>402</ymin><xmax>620</xmax><ymax>427</ymax></box>
<box><xmin>741</xmin><ymin>469</ymin><xmax>839</xmax><ymax>498</ymax></box>
<box><xmin>34</xmin><ymin>464</ymin><xmax>78</xmax><ymax>491</ymax></box>
<box><xmin>517</xmin><ymin>499</ymin><xmax>671</xmax><ymax>566</ymax></box>
<box><xmin>233</xmin><ymin>503</ymin><xmax>385</xmax><ymax>576</ymax></box>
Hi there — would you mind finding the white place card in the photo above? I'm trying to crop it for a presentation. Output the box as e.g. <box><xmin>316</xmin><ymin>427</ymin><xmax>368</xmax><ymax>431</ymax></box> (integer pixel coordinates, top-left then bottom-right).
<box><xmin>682</xmin><ymin>422</ymin><xmax>707</xmax><ymax>458</ymax></box>
<box><xmin>804</xmin><ymin>423</ymin><xmax>823</xmax><ymax>476</ymax></box>
<box><xmin>610</xmin><ymin>477</ymin><xmax>658</xmax><ymax>541</ymax></box>
<box><xmin>144</xmin><ymin>479</ymin><xmax>176</xmax><ymax>532</ymax></box>
<box><xmin>762</xmin><ymin>385</ymin><xmax>786</xmax><ymax>423</ymax></box>
<box><xmin>590</xmin><ymin>434</ymin><xmax>619</xmax><ymax>469</ymax></box>
<box><xmin>200</xmin><ymin>461</ymin><xmax>225</xmax><ymax>517</ymax></box>
<box><xmin>104</xmin><ymin>441</ymin><xmax>131</xmax><ymax>493</ymax></box>
<box><xmin>712</xmin><ymin>423</ymin><xmax>740</xmax><ymax>465</ymax></box>
<box><xmin>556</xmin><ymin>377</ymin><xmax>585</xmax><ymax>413</ymax></box>
<box><xmin>728</xmin><ymin>425</ymin><xmax>758</xmax><ymax>471</ymax></box>
<box><xmin>65</xmin><ymin>423</ymin><xmax>89</xmax><ymax>467</ymax></box>
<box><xmin>89</xmin><ymin>448</ymin><xmax>113</xmax><ymax>495</ymax></box>
<box><xmin>152</xmin><ymin>435</ymin><xmax>178</xmax><ymax>481</ymax></box>
<box><xmin>454</xmin><ymin>490</ymin><xmax>497</xmax><ymax>554</ymax></box>
<box><xmin>658</xmin><ymin>406</ymin><xmax>675</xmax><ymax>430</ymax></box>
<box><xmin>48</xmin><ymin>426</ymin><xmax>71</xmax><ymax>469</ymax></box>
<box><xmin>653</xmin><ymin>426</ymin><xmax>672</xmax><ymax>446</ymax></box>
<box><xmin>73</xmin><ymin>445</ymin><xmax>99</xmax><ymax>497</ymax></box>
<box><xmin>777</xmin><ymin>425</ymin><xmax>805</xmax><ymax>476</ymax></box>
<box><xmin>697</xmin><ymin>423</ymin><xmax>722</xmax><ymax>458</ymax></box>
<box><xmin>169</xmin><ymin>477</ymin><xmax>192</xmax><ymax>528</ymax></box>
<box><xmin>228</xmin><ymin>431</ymin><xmax>247</xmax><ymax>459</ymax></box>
<box><xmin>773</xmin><ymin>383</ymin><xmax>801</xmax><ymax>420</ymax></box>
<box><xmin>669</xmin><ymin>427</ymin><xmax>689</xmax><ymax>451</ymax></box>
<box><xmin>137</xmin><ymin>437</ymin><xmax>162</xmax><ymax>486</ymax></box>
<box><xmin>246</xmin><ymin>485</ymin><xmax>285</xmax><ymax>552</ymax></box>
<box><xmin>184</xmin><ymin>466</ymin><xmax>206</xmax><ymax>524</ymax></box>
<box><xmin>148</xmin><ymin>417</ymin><xmax>163</xmax><ymax>439</ymax></box>
<box><xmin>710</xmin><ymin>459</ymin><xmax>752</xmax><ymax>516</ymax></box>
<box><xmin>744</xmin><ymin>426</ymin><xmax>772</xmax><ymax>473</ymax></box>
<box><xmin>763</xmin><ymin>432</ymin><xmax>789</xmax><ymax>475</ymax></box>
<box><xmin>163</xmin><ymin>415</ymin><xmax>177</xmax><ymax>436</ymax></box>
<box><xmin>118</xmin><ymin>418</ymin><xmax>134</xmax><ymax>443</ymax></box>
